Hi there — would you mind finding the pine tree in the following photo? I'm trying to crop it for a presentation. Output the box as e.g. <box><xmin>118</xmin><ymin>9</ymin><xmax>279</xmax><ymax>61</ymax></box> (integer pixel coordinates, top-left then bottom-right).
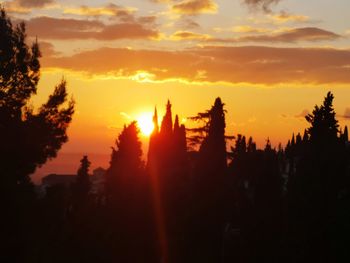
<box><xmin>341</xmin><ymin>125</ymin><xmax>348</xmax><ymax>143</ymax></box>
<box><xmin>188</xmin><ymin>97</ymin><xmax>227</xmax><ymax>263</ymax></box>
<box><xmin>105</xmin><ymin>122</ymin><xmax>157</xmax><ymax>262</ymax></box>
<box><xmin>106</xmin><ymin>121</ymin><xmax>143</xmax><ymax>200</ymax></box>
<box><xmin>306</xmin><ymin>91</ymin><xmax>339</xmax><ymax>145</ymax></box>
<box><xmin>247</xmin><ymin>136</ymin><xmax>257</xmax><ymax>153</ymax></box>
<box><xmin>302</xmin><ymin>129</ymin><xmax>309</xmax><ymax>142</ymax></box>
<box><xmin>74</xmin><ymin>155</ymin><xmax>91</xmax><ymax>201</ymax></box>
<box><xmin>195</xmin><ymin>97</ymin><xmax>227</xmax><ymax>175</ymax></box>
<box><xmin>0</xmin><ymin>9</ymin><xmax>74</xmax><ymax>187</ymax></box>
<box><xmin>287</xmin><ymin>92</ymin><xmax>348</xmax><ymax>262</ymax></box>
<box><xmin>265</xmin><ymin>137</ymin><xmax>272</xmax><ymax>152</ymax></box>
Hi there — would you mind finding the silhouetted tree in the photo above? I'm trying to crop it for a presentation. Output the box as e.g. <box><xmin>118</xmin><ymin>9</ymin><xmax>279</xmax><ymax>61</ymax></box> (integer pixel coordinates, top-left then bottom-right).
<box><xmin>192</xmin><ymin>97</ymin><xmax>227</xmax><ymax>175</ymax></box>
<box><xmin>72</xmin><ymin>155</ymin><xmax>91</xmax><ymax>203</ymax></box>
<box><xmin>147</xmin><ymin>102</ymin><xmax>191</xmax><ymax>262</ymax></box>
<box><xmin>106</xmin><ymin>121</ymin><xmax>143</xmax><ymax>198</ymax></box>
<box><xmin>161</xmin><ymin>100</ymin><xmax>173</xmax><ymax>135</ymax></box>
<box><xmin>104</xmin><ymin>121</ymin><xmax>158</xmax><ymax>262</ymax></box>
<box><xmin>287</xmin><ymin>92</ymin><xmax>349</xmax><ymax>262</ymax></box>
<box><xmin>0</xmin><ymin>8</ymin><xmax>74</xmax><ymax>188</ymax></box>
<box><xmin>0</xmin><ymin>8</ymin><xmax>74</xmax><ymax>262</ymax></box>
<box><xmin>226</xmin><ymin>135</ymin><xmax>284</xmax><ymax>262</ymax></box>
<box><xmin>187</xmin><ymin>97</ymin><xmax>228</xmax><ymax>263</ymax></box>
<box><xmin>341</xmin><ymin>125</ymin><xmax>349</xmax><ymax>143</ymax></box>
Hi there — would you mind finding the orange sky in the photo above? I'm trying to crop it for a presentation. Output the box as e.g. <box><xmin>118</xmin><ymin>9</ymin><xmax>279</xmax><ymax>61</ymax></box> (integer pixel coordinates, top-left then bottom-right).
<box><xmin>2</xmin><ymin>0</ymin><xmax>349</xmax><ymax>182</ymax></box>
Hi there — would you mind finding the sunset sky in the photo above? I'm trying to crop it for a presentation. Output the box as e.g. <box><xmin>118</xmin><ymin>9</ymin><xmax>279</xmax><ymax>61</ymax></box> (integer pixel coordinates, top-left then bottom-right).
<box><xmin>2</xmin><ymin>0</ymin><xmax>350</xmax><ymax>181</ymax></box>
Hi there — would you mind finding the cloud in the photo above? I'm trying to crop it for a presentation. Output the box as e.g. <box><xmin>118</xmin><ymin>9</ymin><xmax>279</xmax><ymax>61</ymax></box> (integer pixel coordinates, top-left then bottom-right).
<box><xmin>176</xmin><ymin>17</ymin><xmax>201</xmax><ymax>29</ymax></box>
<box><xmin>242</xmin><ymin>0</ymin><xmax>281</xmax><ymax>13</ymax></box>
<box><xmin>25</xmin><ymin>16</ymin><xmax>159</xmax><ymax>40</ymax></box>
<box><xmin>207</xmin><ymin>27</ymin><xmax>341</xmax><ymax>43</ymax></box>
<box><xmin>170</xmin><ymin>31</ymin><xmax>210</xmax><ymax>40</ymax></box>
<box><xmin>269</xmin><ymin>11</ymin><xmax>310</xmax><ymax>23</ymax></box>
<box><xmin>62</xmin><ymin>4</ymin><xmax>158</xmax><ymax>25</ymax></box>
<box><xmin>243</xmin><ymin>27</ymin><xmax>340</xmax><ymax>42</ymax></box>
<box><xmin>232</xmin><ymin>25</ymin><xmax>271</xmax><ymax>33</ymax></box>
<box><xmin>63</xmin><ymin>3</ymin><xmax>136</xmax><ymax>22</ymax></box>
<box><xmin>14</xmin><ymin>0</ymin><xmax>53</xmax><ymax>8</ymax></box>
<box><xmin>2</xmin><ymin>0</ymin><xmax>55</xmax><ymax>13</ymax></box>
<box><xmin>138</xmin><ymin>16</ymin><xmax>158</xmax><ymax>24</ymax></box>
<box><xmin>42</xmin><ymin>46</ymin><xmax>350</xmax><ymax>85</ymax></box>
<box><xmin>39</xmin><ymin>41</ymin><xmax>61</xmax><ymax>57</ymax></box>
<box><xmin>172</xmin><ymin>0</ymin><xmax>218</xmax><ymax>15</ymax></box>
<box><xmin>295</xmin><ymin>109</ymin><xmax>309</xmax><ymax>118</ymax></box>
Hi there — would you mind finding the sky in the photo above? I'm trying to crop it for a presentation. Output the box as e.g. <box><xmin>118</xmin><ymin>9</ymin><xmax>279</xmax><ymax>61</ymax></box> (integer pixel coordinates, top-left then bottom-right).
<box><xmin>2</xmin><ymin>0</ymin><xmax>350</xmax><ymax>182</ymax></box>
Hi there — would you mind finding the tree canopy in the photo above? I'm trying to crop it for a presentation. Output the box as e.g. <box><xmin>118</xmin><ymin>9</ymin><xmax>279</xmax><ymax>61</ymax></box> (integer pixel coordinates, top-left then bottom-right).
<box><xmin>0</xmin><ymin>8</ymin><xmax>74</xmax><ymax>187</ymax></box>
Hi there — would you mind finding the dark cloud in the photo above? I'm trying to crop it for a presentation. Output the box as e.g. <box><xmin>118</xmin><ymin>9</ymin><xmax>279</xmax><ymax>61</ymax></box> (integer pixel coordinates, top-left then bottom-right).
<box><xmin>26</xmin><ymin>16</ymin><xmax>159</xmax><ymax>40</ymax></box>
<box><xmin>42</xmin><ymin>46</ymin><xmax>350</xmax><ymax>85</ymax></box>
<box><xmin>243</xmin><ymin>0</ymin><xmax>281</xmax><ymax>13</ymax></box>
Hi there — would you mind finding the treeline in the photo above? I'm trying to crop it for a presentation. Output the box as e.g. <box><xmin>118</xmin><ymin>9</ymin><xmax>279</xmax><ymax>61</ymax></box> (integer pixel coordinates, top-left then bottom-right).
<box><xmin>1</xmin><ymin>7</ymin><xmax>350</xmax><ymax>263</ymax></box>
<box><xmin>3</xmin><ymin>93</ymin><xmax>350</xmax><ymax>263</ymax></box>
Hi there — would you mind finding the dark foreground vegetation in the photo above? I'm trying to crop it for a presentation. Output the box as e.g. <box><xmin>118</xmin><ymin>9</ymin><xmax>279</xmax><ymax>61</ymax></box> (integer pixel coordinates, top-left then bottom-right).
<box><xmin>1</xmin><ymin>8</ymin><xmax>350</xmax><ymax>263</ymax></box>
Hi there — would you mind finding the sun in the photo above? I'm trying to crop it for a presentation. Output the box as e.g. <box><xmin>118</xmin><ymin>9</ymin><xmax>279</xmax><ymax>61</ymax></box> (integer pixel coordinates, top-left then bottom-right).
<box><xmin>136</xmin><ymin>112</ymin><xmax>154</xmax><ymax>136</ymax></box>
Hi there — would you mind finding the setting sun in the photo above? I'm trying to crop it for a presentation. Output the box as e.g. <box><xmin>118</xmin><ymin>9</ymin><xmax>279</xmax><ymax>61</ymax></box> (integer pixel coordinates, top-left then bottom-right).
<box><xmin>136</xmin><ymin>112</ymin><xmax>154</xmax><ymax>136</ymax></box>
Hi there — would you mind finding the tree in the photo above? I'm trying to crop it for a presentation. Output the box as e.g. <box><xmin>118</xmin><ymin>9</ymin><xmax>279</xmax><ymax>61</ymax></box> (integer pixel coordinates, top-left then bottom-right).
<box><xmin>106</xmin><ymin>121</ymin><xmax>143</xmax><ymax>199</ymax></box>
<box><xmin>73</xmin><ymin>155</ymin><xmax>91</xmax><ymax>202</ymax></box>
<box><xmin>105</xmin><ymin>122</ymin><xmax>158</xmax><ymax>262</ymax></box>
<box><xmin>306</xmin><ymin>92</ymin><xmax>339</xmax><ymax>143</ymax></box>
<box><xmin>196</xmin><ymin>97</ymin><xmax>227</xmax><ymax>176</ymax></box>
<box><xmin>160</xmin><ymin>100</ymin><xmax>173</xmax><ymax>135</ymax></box>
<box><xmin>0</xmin><ymin>8</ymin><xmax>74</xmax><ymax>187</ymax></box>
<box><xmin>287</xmin><ymin>92</ymin><xmax>349</xmax><ymax>262</ymax></box>
<box><xmin>187</xmin><ymin>98</ymin><xmax>228</xmax><ymax>262</ymax></box>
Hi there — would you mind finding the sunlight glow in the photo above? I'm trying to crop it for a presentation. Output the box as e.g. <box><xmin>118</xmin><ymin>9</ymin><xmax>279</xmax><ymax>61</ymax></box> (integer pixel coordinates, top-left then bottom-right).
<box><xmin>136</xmin><ymin>112</ymin><xmax>154</xmax><ymax>136</ymax></box>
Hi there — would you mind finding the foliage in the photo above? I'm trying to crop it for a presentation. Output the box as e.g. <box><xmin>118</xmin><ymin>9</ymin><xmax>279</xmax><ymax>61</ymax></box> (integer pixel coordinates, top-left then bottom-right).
<box><xmin>0</xmin><ymin>8</ymin><xmax>74</xmax><ymax>186</ymax></box>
